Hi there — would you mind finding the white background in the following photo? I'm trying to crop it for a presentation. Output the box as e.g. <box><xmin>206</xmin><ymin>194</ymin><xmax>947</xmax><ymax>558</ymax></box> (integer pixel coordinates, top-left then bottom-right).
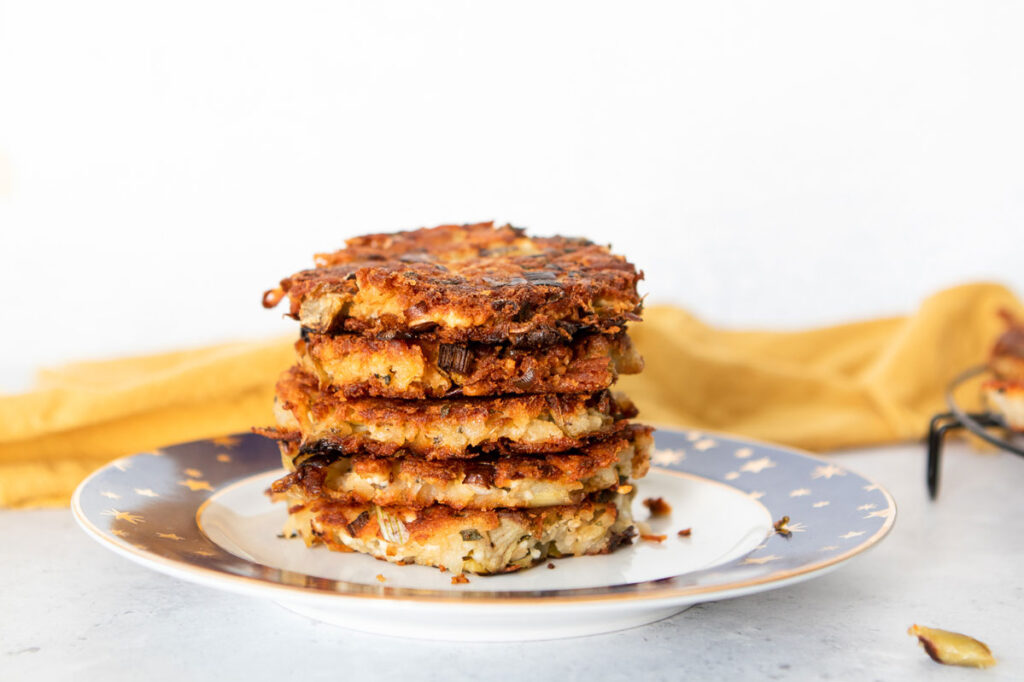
<box><xmin>2</xmin><ymin>2</ymin><xmax>1022</xmax><ymax>388</ymax></box>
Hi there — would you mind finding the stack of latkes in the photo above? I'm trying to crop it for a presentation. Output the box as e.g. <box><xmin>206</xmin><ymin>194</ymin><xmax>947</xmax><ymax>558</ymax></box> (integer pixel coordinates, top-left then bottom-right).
<box><xmin>257</xmin><ymin>222</ymin><xmax>652</xmax><ymax>576</ymax></box>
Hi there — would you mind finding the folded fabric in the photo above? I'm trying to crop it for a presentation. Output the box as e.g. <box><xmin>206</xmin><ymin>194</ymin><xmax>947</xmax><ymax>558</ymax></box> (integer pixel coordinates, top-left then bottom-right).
<box><xmin>0</xmin><ymin>282</ymin><xmax>1018</xmax><ymax>509</ymax></box>
<box><xmin>618</xmin><ymin>282</ymin><xmax>1020</xmax><ymax>451</ymax></box>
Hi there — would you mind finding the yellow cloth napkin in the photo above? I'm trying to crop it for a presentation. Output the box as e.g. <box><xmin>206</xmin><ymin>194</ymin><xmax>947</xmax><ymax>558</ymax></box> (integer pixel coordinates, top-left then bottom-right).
<box><xmin>1</xmin><ymin>282</ymin><xmax>1018</xmax><ymax>509</ymax></box>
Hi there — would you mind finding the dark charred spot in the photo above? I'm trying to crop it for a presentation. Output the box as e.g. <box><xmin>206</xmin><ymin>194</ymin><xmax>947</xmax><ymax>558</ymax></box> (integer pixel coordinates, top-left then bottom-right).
<box><xmin>346</xmin><ymin>511</ymin><xmax>371</xmax><ymax>536</ymax></box>
<box><xmin>513</xmin><ymin>302</ymin><xmax>536</xmax><ymax>323</ymax></box>
<box><xmin>437</xmin><ymin>344</ymin><xmax>472</xmax><ymax>374</ymax></box>
<box><xmin>523</xmin><ymin>270</ymin><xmax>563</xmax><ymax>287</ymax></box>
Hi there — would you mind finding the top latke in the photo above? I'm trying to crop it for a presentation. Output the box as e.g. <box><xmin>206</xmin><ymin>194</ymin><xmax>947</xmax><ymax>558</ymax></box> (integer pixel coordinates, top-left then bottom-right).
<box><xmin>263</xmin><ymin>222</ymin><xmax>643</xmax><ymax>346</ymax></box>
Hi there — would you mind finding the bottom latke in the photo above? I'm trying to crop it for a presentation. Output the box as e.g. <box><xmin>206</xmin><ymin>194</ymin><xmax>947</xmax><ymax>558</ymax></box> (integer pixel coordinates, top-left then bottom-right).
<box><xmin>278</xmin><ymin>490</ymin><xmax>636</xmax><ymax>575</ymax></box>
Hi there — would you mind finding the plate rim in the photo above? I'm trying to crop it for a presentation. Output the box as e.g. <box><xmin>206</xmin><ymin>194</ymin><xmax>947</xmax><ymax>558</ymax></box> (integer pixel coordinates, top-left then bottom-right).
<box><xmin>72</xmin><ymin>428</ymin><xmax>896</xmax><ymax>607</ymax></box>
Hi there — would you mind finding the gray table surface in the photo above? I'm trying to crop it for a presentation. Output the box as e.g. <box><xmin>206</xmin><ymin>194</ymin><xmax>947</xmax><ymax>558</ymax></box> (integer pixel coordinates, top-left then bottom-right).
<box><xmin>4</xmin><ymin>441</ymin><xmax>1021</xmax><ymax>681</ymax></box>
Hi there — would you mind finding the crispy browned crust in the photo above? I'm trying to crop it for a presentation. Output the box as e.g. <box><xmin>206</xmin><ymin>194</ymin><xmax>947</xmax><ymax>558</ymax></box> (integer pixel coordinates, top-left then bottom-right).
<box><xmin>268</xmin><ymin>424</ymin><xmax>653</xmax><ymax>509</ymax></box>
<box><xmin>262</xmin><ymin>222</ymin><xmax>643</xmax><ymax>346</ymax></box>
<box><xmin>268</xmin><ymin>366</ymin><xmax>638</xmax><ymax>458</ymax></box>
<box><xmin>297</xmin><ymin>330</ymin><xmax>643</xmax><ymax>399</ymax></box>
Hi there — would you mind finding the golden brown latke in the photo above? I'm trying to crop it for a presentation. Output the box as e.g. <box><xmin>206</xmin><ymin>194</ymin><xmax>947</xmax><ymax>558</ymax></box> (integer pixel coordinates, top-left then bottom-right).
<box><xmin>982</xmin><ymin>381</ymin><xmax>1024</xmax><ymax>432</ymax></box>
<box><xmin>269</xmin><ymin>424</ymin><xmax>652</xmax><ymax>509</ymax></box>
<box><xmin>297</xmin><ymin>330</ymin><xmax>643</xmax><ymax>399</ymax></box>
<box><xmin>262</xmin><ymin>222</ymin><xmax>643</xmax><ymax>346</ymax></box>
<box><xmin>279</xmin><ymin>489</ymin><xmax>636</xmax><ymax>575</ymax></box>
<box><xmin>265</xmin><ymin>366</ymin><xmax>638</xmax><ymax>458</ymax></box>
<box><xmin>990</xmin><ymin>309</ymin><xmax>1024</xmax><ymax>383</ymax></box>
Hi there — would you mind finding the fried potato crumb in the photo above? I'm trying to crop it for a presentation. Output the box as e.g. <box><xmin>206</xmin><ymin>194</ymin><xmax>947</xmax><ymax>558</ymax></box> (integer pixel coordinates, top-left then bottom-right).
<box><xmin>376</xmin><ymin>574</ymin><xmax>386</xmax><ymax>583</ymax></box>
<box><xmin>643</xmin><ymin>497</ymin><xmax>672</xmax><ymax>517</ymax></box>
<box><xmin>677</xmin><ymin>528</ymin><xmax>692</xmax><ymax>537</ymax></box>
<box><xmin>451</xmin><ymin>574</ymin><xmax>470</xmax><ymax>585</ymax></box>
<box><xmin>640</xmin><ymin>533</ymin><xmax>667</xmax><ymax>543</ymax></box>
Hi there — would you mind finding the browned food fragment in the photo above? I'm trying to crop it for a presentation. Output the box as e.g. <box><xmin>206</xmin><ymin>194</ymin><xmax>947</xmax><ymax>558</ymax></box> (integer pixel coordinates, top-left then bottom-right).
<box><xmin>908</xmin><ymin>624</ymin><xmax>996</xmax><ymax>668</ymax></box>
<box><xmin>773</xmin><ymin>515</ymin><xmax>792</xmax><ymax>538</ymax></box>
<box><xmin>640</xmin><ymin>533</ymin><xmax>667</xmax><ymax>543</ymax></box>
<box><xmin>375</xmin><ymin>574</ymin><xmax>386</xmax><ymax>583</ymax></box>
<box><xmin>643</xmin><ymin>496</ymin><xmax>672</xmax><ymax>517</ymax></box>
<box><xmin>262</xmin><ymin>222</ymin><xmax>643</xmax><ymax>345</ymax></box>
<box><xmin>677</xmin><ymin>528</ymin><xmax>692</xmax><ymax>537</ymax></box>
<box><xmin>451</xmin><ymin>574</ymin><xmax>470</xmax><ymax>585</ymax></box>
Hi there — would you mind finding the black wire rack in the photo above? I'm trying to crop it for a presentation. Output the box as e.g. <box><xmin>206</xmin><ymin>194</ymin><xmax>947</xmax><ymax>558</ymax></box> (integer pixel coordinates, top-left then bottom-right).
<box><xmin>927</xmin><ymin>365</ymin><xmax>1024</xmax><ymax>499</ymax></box>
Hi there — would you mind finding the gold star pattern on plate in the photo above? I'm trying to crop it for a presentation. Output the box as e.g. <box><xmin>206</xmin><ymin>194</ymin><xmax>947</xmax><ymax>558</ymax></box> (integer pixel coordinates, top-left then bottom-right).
<box><xmin>840</xmin><ymin>531</ymin><xmax>865</xmax><ymax>540</ymax></box>
<box><xmin>112</xmin><ymin>459</ymin><xmax>131</xmax><ymax>472</ymax></box>
<box><xmin>100</xmin><ymin>491</ymin><xmax>120</xmax><ymax>500</ymax></box>
<box><xmin>694</xmin><ymin>438</ymin><xmax>716</xmax><ymax>451</ymax></box>
<box><xmin>110</xmin><ymin>529</ymin><xmax>127</xmax><ymax>538</ymax></box>
<box><xmin>812</xmin><ymin>501</ymin><xmax>830</xmax><ymax>508</ymax></box>
<box><xmin>724</xmin><ymin>471</ymin><xmax>740</xmax><ymax>481</ymax></box>
<box><xmin>787</xmin><ymin>522</ymin><xmax>807</xmax><ymax>533</ymax></box>
<box><xmin>863</xmin><ymin>483</ymin><xmax>880</xmax><ymax>492</ymax></box>
<box><xmin>857</xmin><ymin>503</ymin><xmax>876</xmax><ymax>511</ymax></box>
<box><xmin>742</xmin><ymin>555</ymin><xmax>781</xmax><ymax>565</ymax></box>
<box><xmin>156</xmin><ymin>532</ymin><xmax>184</xmax><ymax>541</ymax></box>
<box><xmin>740</xmin><ymin>457</ymin><xmax>776</xmax><ymax>474</ymax></box>
<box><xmin>748</xmin><ymin>491</ymin><xmax>765</xmax><ymax>501</ymax></box>
<box><xmin>148</xmin><ymin>449</ymin><xmax>165</xmax><ymax>457</ymax></box>
<box><xmin>178</xmin><ymin>479</ymin><xmax>213</xmax><ymax>492</ymax></box>
<box><xmin>212</xmin><ymin>436</ymin><xmax>240</xmax><ymax>449</ymax></box>
<box><xmin>651</xmin><ymin>448</ymin><xmax>685</xmax><ymax>466</ymax></box>
<box><xmin>863</xmin><ymin>508</ymin><xmax>891</xmax><ymax>519</ymax></box>
<box><xmin>820</xmin><ymin>545</ymin><xmax>839</xmax><ymax>552</ymax></box>
<box><xmin>734</xmin><ymin>447</ymin><xmax>753</xmax><ymax>459</ymax></box>
<box><xmin>193</xmin><ymin>549</ymin><xmax>215</xmax><ymax>557</ymax></box>
<box><xmin>811</xmin><ymin>464</ymin><xmax>846</xmax><ymax>480</ymax></box>
<box><xmin>789</xmin><ymin>488</ymin><xmax>811</xmax><ymax>497</ymax></box>
<box><xmin>216</xmin><ymin>453</ymin><xmax>232</xmax><ymax>463</ymax></box>
<box><xmin>183</xmin><ymin>468</ymin><xmax>203</xmax><ymax>478</ymax></box>
<box><xmin>102</xmin><ymin>509</ymin><xmax>144</xmax><ymax>525</ymax></box>
<box><xmin>686</xmin><ymin>431</ymin><xmax>702</xmax><ymax>442</ymax></box>
<box><xmin>134</xmin><ymin>488</ymin><xmax>159</xmax><ymax>498</ymax></box>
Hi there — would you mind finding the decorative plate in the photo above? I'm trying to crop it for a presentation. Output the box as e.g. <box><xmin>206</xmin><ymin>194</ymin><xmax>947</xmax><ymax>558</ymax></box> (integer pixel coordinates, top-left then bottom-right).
<box><xmin>72</xmin><ymin>428</ymin><xmax>895</xmax><ymax>641</ymax></box>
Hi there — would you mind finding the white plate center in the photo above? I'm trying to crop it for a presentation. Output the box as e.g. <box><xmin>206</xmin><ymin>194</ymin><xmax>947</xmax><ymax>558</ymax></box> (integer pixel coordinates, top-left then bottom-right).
<box><xmin>199</xmin><ymin>468</ymin><xmax>772</xmax><ymax>591</ymax></box>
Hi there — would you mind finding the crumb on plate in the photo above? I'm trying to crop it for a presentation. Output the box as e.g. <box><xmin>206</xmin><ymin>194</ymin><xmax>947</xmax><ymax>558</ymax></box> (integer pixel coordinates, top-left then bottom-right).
<box><xmin>643</xmin><ymin>497</ymin><xmax>672</xmax><ymax>517</ymax></box>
